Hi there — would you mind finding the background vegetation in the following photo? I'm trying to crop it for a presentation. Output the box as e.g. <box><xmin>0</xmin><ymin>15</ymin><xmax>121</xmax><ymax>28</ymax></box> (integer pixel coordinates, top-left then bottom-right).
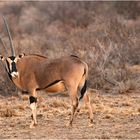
<box><xmin>0</xmin><ymin>1</ymin><xmax>140</xmax><ymax>95</ymax></box>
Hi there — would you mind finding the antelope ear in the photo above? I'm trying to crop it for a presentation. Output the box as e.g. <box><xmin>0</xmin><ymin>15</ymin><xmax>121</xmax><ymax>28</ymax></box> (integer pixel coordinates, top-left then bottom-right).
<box><xmin>19</xmin><ymin>53</ymin><xmax>25</xmax><ymax>58</ymax></box>
<box><xmin>0</xmin><ymin>55</ymin><xmax>5</xmax><ymax>61</ymax></box>
<box><xmin>15</xmin><ymin>53</ymin><xmax>25</xmax><ymax>62</ymax></box>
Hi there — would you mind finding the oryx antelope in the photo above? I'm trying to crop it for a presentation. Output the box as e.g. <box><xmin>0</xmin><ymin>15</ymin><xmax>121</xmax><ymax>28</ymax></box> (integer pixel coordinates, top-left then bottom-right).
<box><xmin>0</xmin><ymin>16</ymin><xmax>93</xmax><ymax>128</ymax></box>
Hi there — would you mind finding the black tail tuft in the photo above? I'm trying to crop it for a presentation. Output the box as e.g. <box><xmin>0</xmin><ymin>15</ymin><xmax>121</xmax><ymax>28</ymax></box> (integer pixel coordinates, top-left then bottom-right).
<box><xmin>79</xmin><ymin>80</ymin><xmax>87</xmax><ymax>100</ymax></box>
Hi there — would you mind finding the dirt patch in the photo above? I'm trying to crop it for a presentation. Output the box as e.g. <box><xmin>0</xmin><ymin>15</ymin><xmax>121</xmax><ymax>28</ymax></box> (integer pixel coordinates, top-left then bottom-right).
<box><xmin>0</xmin><ymin>91</ymin><xmax>140</xmax><ymax>139</ymax></box>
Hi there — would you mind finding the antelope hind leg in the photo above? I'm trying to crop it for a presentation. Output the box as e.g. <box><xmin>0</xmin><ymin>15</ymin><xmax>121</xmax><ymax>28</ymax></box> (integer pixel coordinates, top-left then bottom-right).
<box><xmin>84</xmin><ymin>93</ymin><xmax>93</xmax><ymax>127</ymax></box>
<box><xmin>67</xmin><ymin>96</ymin><xmax>79</xmax><ymax>127</ymax></box>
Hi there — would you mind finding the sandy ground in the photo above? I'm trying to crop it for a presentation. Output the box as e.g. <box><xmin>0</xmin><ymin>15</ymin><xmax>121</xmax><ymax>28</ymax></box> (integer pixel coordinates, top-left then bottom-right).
<box><xmin>0</xmin><ymin>90</ymin><xmax>140</xmax><ymax>139</ymax></box>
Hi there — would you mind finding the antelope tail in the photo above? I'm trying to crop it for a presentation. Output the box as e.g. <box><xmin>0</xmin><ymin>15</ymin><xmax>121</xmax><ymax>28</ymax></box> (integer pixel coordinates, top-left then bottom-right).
<box><xmin>79</xmin><ymin>61</ymin><xmax>88</xmax><ymax>100</ymax></box>
<box><xmin>79</xmin><ymin>80</ymin><xmax>87</xmax><ymax>100</ymax></box>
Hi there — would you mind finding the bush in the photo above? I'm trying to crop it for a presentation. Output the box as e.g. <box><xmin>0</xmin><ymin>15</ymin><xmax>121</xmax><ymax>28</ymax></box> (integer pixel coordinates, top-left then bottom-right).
<box><xmin>0</xmin><ymin>1</ymin><xmax>139</xmax><ymax>95</ymax></box>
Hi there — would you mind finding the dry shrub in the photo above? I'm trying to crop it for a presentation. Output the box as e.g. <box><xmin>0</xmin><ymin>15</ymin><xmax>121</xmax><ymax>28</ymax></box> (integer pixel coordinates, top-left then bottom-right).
<box><xmin>88</xmin><ymin>17</ymin><xmax>140</xmax><ymax>93</ymax></box>
<box><xmin>113</xmin><ymin>79</ymin><xmax>140</xmax><ymax>94</ymax></box>
<box><xmin>21</xmin><ymin>95</ymin><xmax>29</xmax><ymax>101</ymax></box>
<box><xmin>0</xmin><ymin>107</ymin><xmax>16</xmax><ymax>117</ymax></box>
<box><xmin>103</xmin><ymin>114</ymin><xmax>114</xmax><ymax>119</ymax></box>
<box><xmin>0</xmin><ymin>2</ymin><xmax>139</xmax><ymax>95</ymax></box>
<box><xmin>17</xmin><ymin>104</ymin><xmax>26</xmax><ymax>110</ymax></box>
<box><xmin>115</xmin><ymin>2</ymin><xmax>140</xmax><ymax>20</ymax></box>
<box><xmin>138</xmin><ymin>108</ymin><xmax>140</xmax><ymax>113</ymax></box>
<box><xmin>48</xmin><ymin>97</ymin><xmax>69</xmax><ymax>109</ymax></box>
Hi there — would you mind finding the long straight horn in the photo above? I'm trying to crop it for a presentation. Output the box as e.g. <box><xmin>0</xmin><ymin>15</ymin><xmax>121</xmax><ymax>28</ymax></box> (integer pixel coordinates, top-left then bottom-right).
<box><xmin>0</xmin><ymin>35</ymin><xmax>8</xmax><ymax>57</ymax></box>
<box><xmin>2</xmin><ymin>16</ymin><xmax>15</xmax><ymax>56</ymax></box>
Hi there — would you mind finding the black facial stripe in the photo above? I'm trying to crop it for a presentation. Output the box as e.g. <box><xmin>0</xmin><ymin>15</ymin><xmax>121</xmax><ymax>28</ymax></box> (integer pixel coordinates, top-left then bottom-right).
<box><xmin>29</xmin><ymin>96</ymin><xmax>37</xmax><ymax>104</ymax></box>
<box><xmin>6</xmin><ymin>60</ymin><xmax>10</xmax><ymax>73</ymax></box>
<box><xmin>11</xmin><ymin>62</ymin><xmax>17</xmax><ymax>72</ymax></box>
<box><xmin>9</xmin><ymin>56</ymin><xmax>16</xmax><ymax>61</ymax></box>
<box><xmin>6</xmin><ymin>56</ymin><xmax>18</xmax><ymax>74</ymax></box>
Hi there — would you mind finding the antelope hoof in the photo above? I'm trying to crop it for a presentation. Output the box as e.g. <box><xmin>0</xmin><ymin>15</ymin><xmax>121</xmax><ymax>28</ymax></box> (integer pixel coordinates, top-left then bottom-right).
<box><xmin>30</xmin><ymin>123</ymin><xmax>38</xmax><ymax>129</ymax></box>
<box><xmin>77</xmin><ymin>108</ymin><xmax>80</xmax><ymax>113</ymax></box>
<box><xmin>88</xmin><ymin>123</ymin><xmax>93</xmax><ymax>127</ymax></box>
<box><xmin>88</xmin><ymin>120</ymin><xmax>93</xmax><ymax>127</ymax></box>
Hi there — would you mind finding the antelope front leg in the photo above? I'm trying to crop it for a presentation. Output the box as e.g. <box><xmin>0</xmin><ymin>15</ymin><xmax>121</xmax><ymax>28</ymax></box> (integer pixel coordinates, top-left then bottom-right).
<box><xmin>29</xmin><ymin>96</ymin><xmax>37</xmax><ymax>128</ymax></box>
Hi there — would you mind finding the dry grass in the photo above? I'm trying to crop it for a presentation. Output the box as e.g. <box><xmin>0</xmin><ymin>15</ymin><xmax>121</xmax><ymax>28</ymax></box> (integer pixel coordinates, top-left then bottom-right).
<box><xmin>0</xmin><ymin>105</ymin><xmax>20</xmax><ymax>117</ymax></box>
<box><xmin>48</xmin><ymin>98</ymin><xmax>69</xmax><ymax>109</ymax></box>
<box><xmin>21</xmin><ymin>95</ymin><xmax>29</xmax><ymax>101</ymax></box>
<box><xmin>0</xmin><ymin>91</ymin><xmax>139</xmax><ymax>139</ymax></box>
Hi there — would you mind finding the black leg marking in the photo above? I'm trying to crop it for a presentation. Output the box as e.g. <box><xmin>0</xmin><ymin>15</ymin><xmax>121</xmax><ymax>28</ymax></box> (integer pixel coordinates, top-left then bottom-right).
<box><xmin>31</xmin><ymin>114</ymin><xmax>33</xmax><ymax>120</ymax></box>
<box><xmin>29</xmin><ymin>96</ymin><xmax>37</xmax><ymax>104</ymax></box>
<box><xmin>11</xmin><ymin>62</ymin><xmax>17</xmax><ymax>72</ymax></box>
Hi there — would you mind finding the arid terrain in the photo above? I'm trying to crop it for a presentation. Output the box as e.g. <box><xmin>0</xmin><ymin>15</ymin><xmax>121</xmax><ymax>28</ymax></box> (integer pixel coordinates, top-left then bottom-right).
<box><xmin>0</xmin><ymin>1</ymin><xmax>140</xmax><ymax>139</ymax></box>
<box><xmin>0</xmin><ymin>89</ymin><xmax>140</xmax><ymax>139</ymax></box>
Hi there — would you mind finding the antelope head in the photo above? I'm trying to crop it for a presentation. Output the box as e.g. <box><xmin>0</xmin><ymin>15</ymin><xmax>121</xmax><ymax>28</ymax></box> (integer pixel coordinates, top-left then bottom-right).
<box><xmin>0</xmin><ymin>16</ymin><xmax>25</xmax><ymax>78</ymax></box>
